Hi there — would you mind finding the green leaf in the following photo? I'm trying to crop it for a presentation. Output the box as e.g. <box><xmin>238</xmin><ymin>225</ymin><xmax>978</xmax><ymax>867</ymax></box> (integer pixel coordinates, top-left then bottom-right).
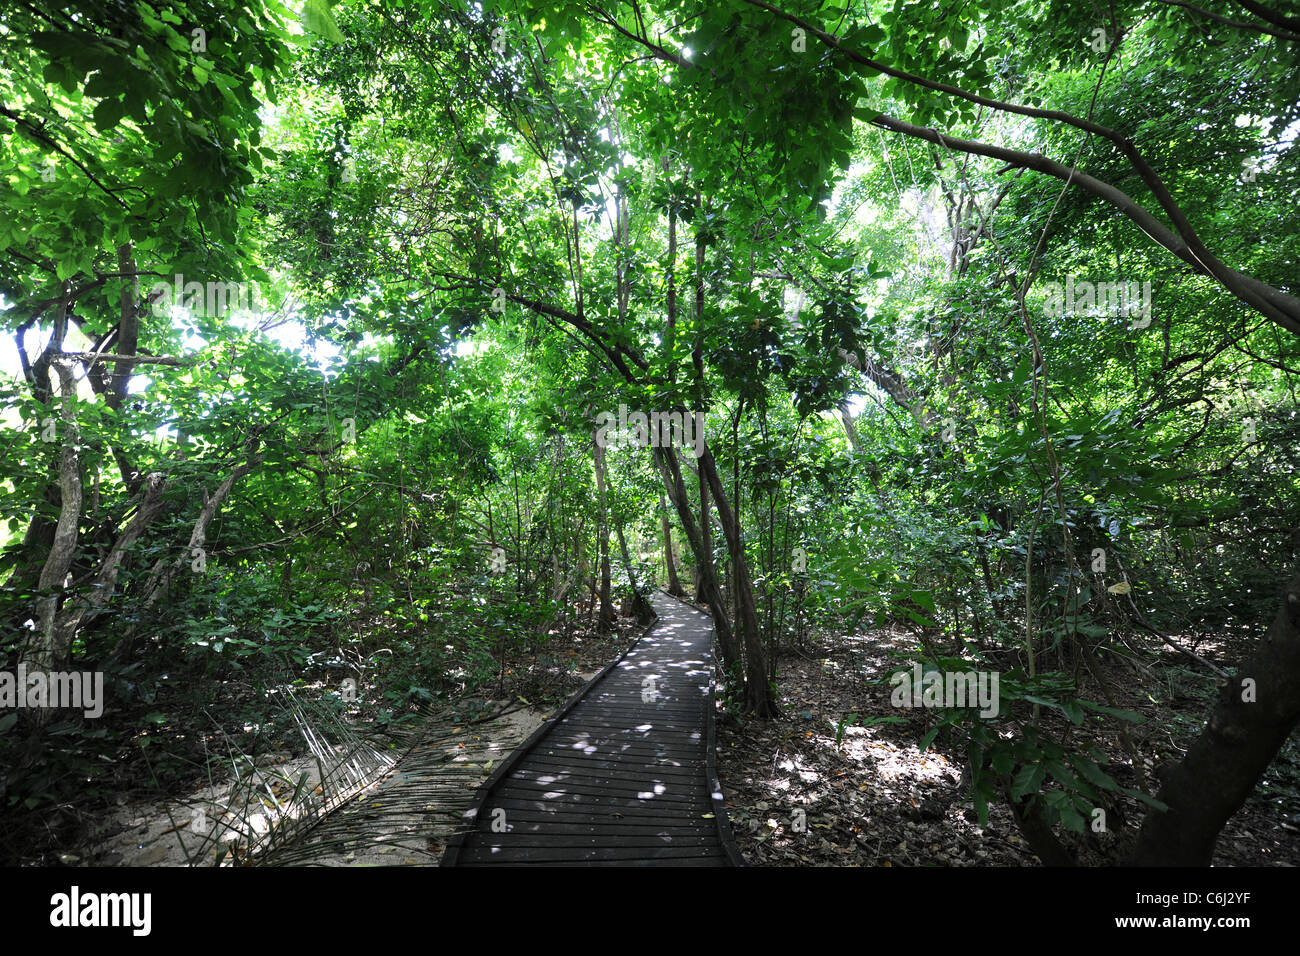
<box><xmin>1078</xmin><ymin>700</ymin><xmax>1146</xmax><ymax>723</ymax></box>
<box><xmin>1121</xmin><ymin>787</ymin><xmax>1168</xmax><ymax>811</ymax></box>
<box><xmin>991</xmin><ymin>749</ymin><xmax>1015</xmax><ymax>775</ymax></box>
<box><xmin>1044</xmin><ymin>759</ymin><xmax>1076</xmax><ymax>788</ymax></box>
<box><xmin>973</xmin><ymin>780</ymin><xmax>993</xmax><ymax>827</ymax></box>
<box><xmin>1042</xmin><ymin>790</ymin><xmax>1068</xmax><ymax>809</ymax></box>
<box><xmin>1068</xmin><ymin>753</ymin><xmax>1120</xmax><ymax>792</ymax></box>
<box><xmin>1058</xmin><ymin>803</ymin><xmax>1086</xmax><ymax>833</ymax></box>
<box><xmin>1022</xmin><ymin>695</ymin><xmax>1063</xmax><ymax>712</ymax></box>
<box><xmin>1010</xmin><ymin>763</ymin><xmax>1044</xmax><ymax>799</ymax></box>
<box><xmin>858</xmin><ymin>24</ymin><xmax>885</xmax><ymax>46</ymax></box>
<box><xmin>302</xmin><ymin>0</ymin><xmax>344</xmax><ymax>44</ymax></box>
<box><xmin>92</xmin><ymin>97</ymin><xmax>125</xmax><ymax>131</ymax></box>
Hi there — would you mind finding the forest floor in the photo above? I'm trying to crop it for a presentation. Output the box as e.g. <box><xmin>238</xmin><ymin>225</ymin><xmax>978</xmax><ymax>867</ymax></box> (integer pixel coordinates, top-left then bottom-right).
<box><xmin>72</xmin><ymin>610</ymin><xmax>639</xmax><ymax>867</ymax></box>
<box><xmin>64</xmin><ymin>602</ymin><xmax>1299</xmax><ymax>867</ymax></box>
<box><xmin>716</xmin><ymin>622</ymin><xmax>1300</xmax><ymax>866</ymax></box>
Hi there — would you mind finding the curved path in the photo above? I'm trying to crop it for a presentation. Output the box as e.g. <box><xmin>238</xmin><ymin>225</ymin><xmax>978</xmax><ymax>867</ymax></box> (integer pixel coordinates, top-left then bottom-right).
<box><xmin>441</xmin><ymin>591</ymin><xmax>743</xmax><ymax>866</ymax></box>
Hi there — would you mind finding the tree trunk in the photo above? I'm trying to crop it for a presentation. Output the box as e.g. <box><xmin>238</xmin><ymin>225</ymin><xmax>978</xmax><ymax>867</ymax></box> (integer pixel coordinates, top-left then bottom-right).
<box><xmin>697</xmin><ymin>443</ymin><xmax>778</xmax><ymax>717</ymax></box>
<box><xmin>614</xmin><ymin>522</ymin><xmax>652</xmax><ymax>622</ymax></box>
<box><xmin>593</xmin><ymin>428</ymin><xmax>615</xmax><ymax>632</ymax></box>
<box><xmin>1131</xmin><ymin>566</ymin><xmax>1300</xmax><ymax>865</ymax></box>
<box><xmin>660</xmin><ymin>493</ymin><xmax>686</xmax><ymax>597</ymax></box>
<box><xmin>838</xmin><ymin>402</ymin><xmax>862</xmax><ymax>453</ymax></box>
<box><xmin>28</xmin><ymin>363</ymin><xmax>82</xmax><ymax>675</ymax></box>
<box><xmin>696</xmin><ymin>460</ymin><xmax>712</xmax><ymax>605</ymax></box>
<box><xmin>654</xmin><ymin>447</ymin><xmax>742</xmax><ymax>671</ymax></box>
<box><xmin>138</xmin><ymin>448</ymin><xmax>262</xmax><ymax>608</ymax></box>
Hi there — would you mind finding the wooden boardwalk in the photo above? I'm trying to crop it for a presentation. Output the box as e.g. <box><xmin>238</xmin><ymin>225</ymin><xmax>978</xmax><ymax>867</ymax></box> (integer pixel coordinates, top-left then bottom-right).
<box><xmin>441</xmin><ymin>590</ymin><xmax>743</xmax><ymax>866</ymax></box>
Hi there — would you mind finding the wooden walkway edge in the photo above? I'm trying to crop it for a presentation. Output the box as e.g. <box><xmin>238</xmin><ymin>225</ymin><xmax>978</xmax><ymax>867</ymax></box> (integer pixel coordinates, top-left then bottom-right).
<box><xmin>441</xmin><ymin>590</ymin><xmax>744</xmax><ymax>866</ymax></box>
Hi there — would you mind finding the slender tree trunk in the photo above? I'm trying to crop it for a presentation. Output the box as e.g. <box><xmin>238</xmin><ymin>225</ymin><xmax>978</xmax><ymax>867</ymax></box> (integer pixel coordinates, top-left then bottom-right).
<box><xmin>839</xmin><ymin>402</ymin><xmax>862</xmax><ymax>452</ymax></box>
<box><xmin>697</xmin><ymin>460</ymin><xmax>712</xmax><ymax>605</ymax></box>
<box><xmin>614</xmin><ymin>522</ymin><xmax>652</xmax><ymax>621</ymax></box>
<box><xmin>660</xmin><ymin>493</ymin><xmax>685</xmax><ymax>597</ymax></box>
<box><xmin>593</xmin><ymin>428</ymin><xmax>614</xmax><ymax>632</ymax></box>
<box><xmin>654</xmin><ymin>447</ymin><xmax>742</xmax><ymax>670</ymax></box>
<box><xmin>138</xmin><ymin>447</ymin><xmax>262</xmax><ymax>609</ymax></box>
<box><xmin>71</xmin><ymin>472</ymin><xmax>169</xmax><ymax>659</ymax></box>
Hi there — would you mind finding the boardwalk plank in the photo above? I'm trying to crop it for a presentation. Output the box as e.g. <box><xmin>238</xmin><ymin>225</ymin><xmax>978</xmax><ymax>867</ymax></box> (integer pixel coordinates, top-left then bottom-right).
<box><xmin>469</xmin><ymin>807</ymin><xmax>718</xmax><ymax>829</ymax></box>
<box><xmin>487</xmin><ymin>789</ymin><xmax>710</xmax><ymax>811</ymax></box>
<box><xmin>515</xmin><ymin>758</ymin><xmax>705</xmax><ymax>781</ymax></box>
<box><xmin>526</xmin><ymin>748</ymin><xmax>703</xmax><ymax>769</ymax></box>
<box><xmin>456</xmin><ymin>845</ymin><xmax>727</xmax><ymax>863</ymax></box>
<box><xmin>467</xmin><ymin>822</ymin><xmax>715</xmax><ymax>837</ymax></box>
<box><xmin>467</xmin><ymin>834</ymin><xmax>719</xmax><ymax>848</ymax></box>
